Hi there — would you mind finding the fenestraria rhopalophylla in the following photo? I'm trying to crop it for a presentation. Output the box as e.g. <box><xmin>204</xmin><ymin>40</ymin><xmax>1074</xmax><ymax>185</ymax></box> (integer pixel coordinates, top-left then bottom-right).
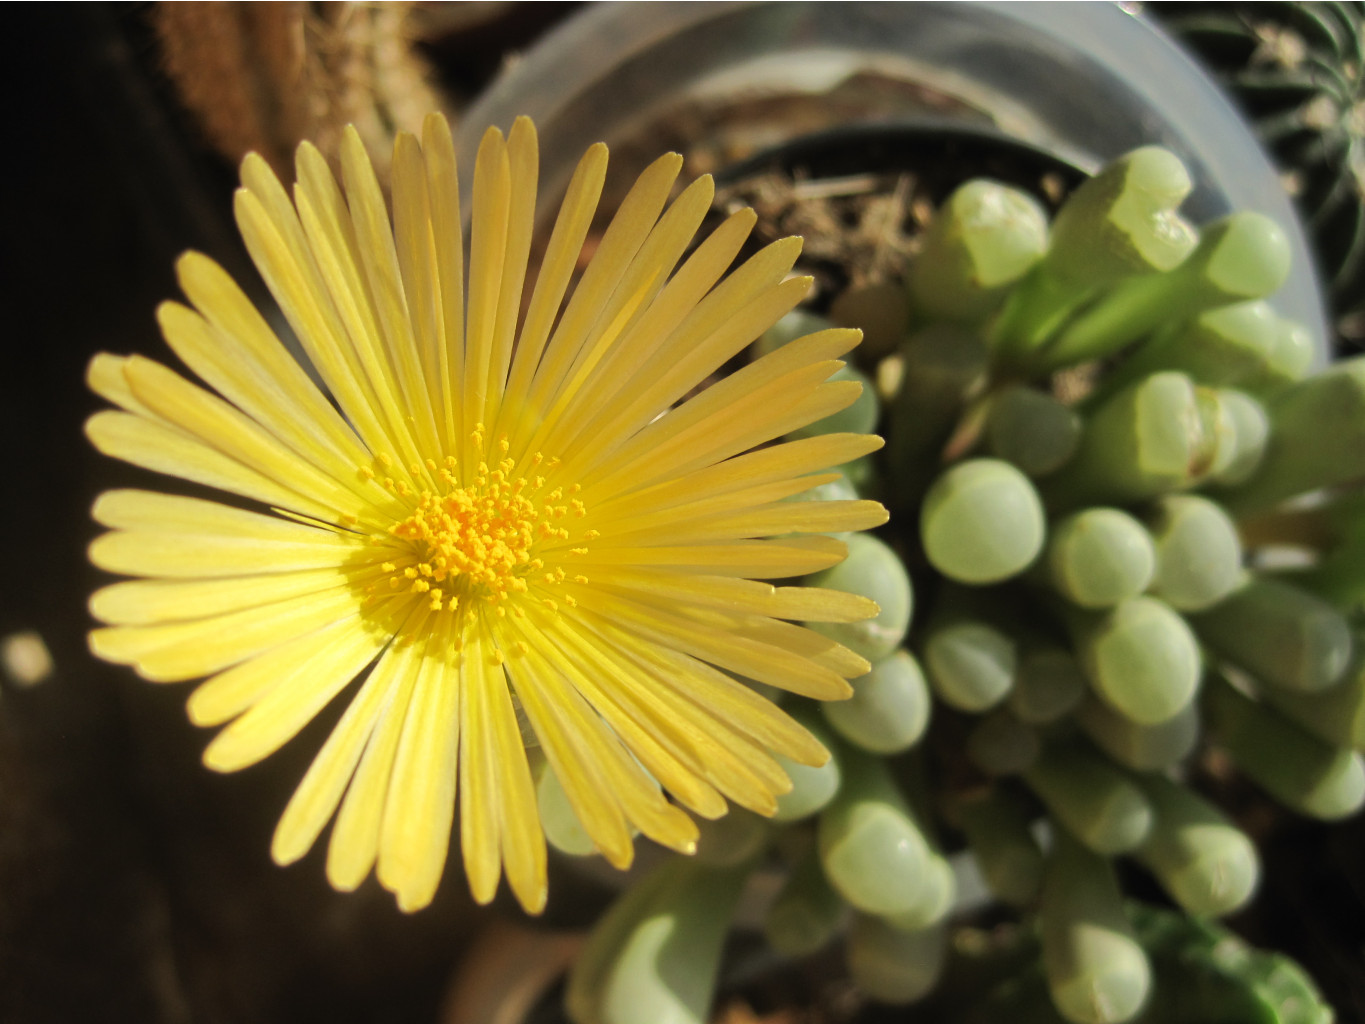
<box><xmin>85</xmin><ymin>114</ymin><xmax>888</xmax><ymax>913</ymax></box>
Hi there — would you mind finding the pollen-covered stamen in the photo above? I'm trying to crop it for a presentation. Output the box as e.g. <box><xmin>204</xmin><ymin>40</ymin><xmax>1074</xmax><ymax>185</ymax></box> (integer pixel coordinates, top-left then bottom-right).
<box><xmin>357</xmin><ymin>450</ymin><xmax>431</xmax><ymax>502</ymax></box>
<box><xmin>384</xmin><ymin>435</ymin><xmax>591</xmax><ymax>613</ymax></box>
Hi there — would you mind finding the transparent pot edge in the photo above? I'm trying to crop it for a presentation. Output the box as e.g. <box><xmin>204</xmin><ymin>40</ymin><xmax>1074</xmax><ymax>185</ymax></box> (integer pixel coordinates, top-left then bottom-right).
<box><xmin>457</xmin><ymin>0</ymin><xmax>1329</xmax><ymax>363</ymax></box>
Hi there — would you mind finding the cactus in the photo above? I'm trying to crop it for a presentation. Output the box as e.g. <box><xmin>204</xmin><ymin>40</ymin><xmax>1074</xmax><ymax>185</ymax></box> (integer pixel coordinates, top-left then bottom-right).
<box><xmin>1154</xmin><ymin>1</ymin><xmax>1365</xmax><ymax>342</ymax></box>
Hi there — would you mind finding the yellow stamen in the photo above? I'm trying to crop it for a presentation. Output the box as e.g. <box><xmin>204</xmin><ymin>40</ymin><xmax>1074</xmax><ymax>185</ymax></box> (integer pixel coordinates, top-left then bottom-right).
<box><xmin>383</xmin><ymin>444</ymin><xmax>591</xmax><ymax>619</ymax></box>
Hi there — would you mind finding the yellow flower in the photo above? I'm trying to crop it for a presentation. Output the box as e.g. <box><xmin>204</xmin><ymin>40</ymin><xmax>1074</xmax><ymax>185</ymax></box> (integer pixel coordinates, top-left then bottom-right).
<box><xmin>85</xmin><ymin>114</ymin><xmax>888</xmax><ymax>913</ymax></box>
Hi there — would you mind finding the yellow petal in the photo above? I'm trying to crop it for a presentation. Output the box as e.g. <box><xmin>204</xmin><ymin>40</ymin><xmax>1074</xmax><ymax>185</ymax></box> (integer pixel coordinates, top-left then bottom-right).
<box><xmin>155</xmin><ymin>299</ymin><xmax>384</xmax><ymax>518</ymax></box>
<box><xmin>552</xmin><ymin>612</ymin><xmax>788</xmax><ymax>815</ymax></box>
<box><xmin>271</xmin><ymin>644</ymin><xmax>398</xmax><ymax>866</ymax></box>
<box><xmin>586</xmin><ymin>379</ymin><xmax>865</xmax><ymax>505</ymax></box>
<box><xmin>233</xmin><ymin>180</ymin><xmax>403</xmax><ymax>467</ymax></box>
<box><xmin>463</xmin><ymin>125</ymin><xmax>512</xmax><ymax>468</ymax></box>
<box><xmin>573</xmin><ymin>536</ymin><xmax>848</xmax><ymax>578</ymax></box>
<box><xmin>605</xmin><ymin>498</ymin><xmax>889</xmax><ymax>546</ymax></box>
<box><xmin>505</xmin><ymin>641</ymin><xmax>635</xmax><ymax>867</ymax></box>
<box><xmin>90</xmin><ymin>587</ymin><xmax>362</xmax><ymax>682</ymax></box>
<box><xmin>341</xmin><ymin>126</ymin><xmax>442</xmax><ymax>460</ymax></box>
<box><xmin>733</xmin><ymin>616</ymin><xmax>872</xmax><ymax>678</ymax></box>
<box><xmin>187</xmin><ymin>611</ymin><xmax>379</xmax><ymax>727</ymax></box>
<box><xmin>391</xmin><ymin>131</ymin><xmax>450</xmax><ymax>442</ymax></box>
<box><xmin>586</xmin><ymin>567</ymin><xmax>880</xmax><ymax>624</ymax></box>
<box><xmin>522</xmin><ymin>152</ymin><xmax>682</xmax><ymax>426</ymax></box>
<box><xmin>325</xmin><ymin>639</ymin><xmax>425</xmax><ymax>892</ymax></box>
<box><xmin>459</xmin><ymin>630</ymin><xmax>505</xmax><ymax>905</ymax></box>
<box><xmin>420</xmin><ymin>112</ymin><xmax>465</xmax><ymax>451</ymax></box>
<box><xmin>593</xmin><ymin>431</ymin><xmax>881</xmax><ymax>523</ymax></box>
<box><xmin>526</xmin><ymin>617</ymin><xmax>728</xmax><ymax>820</ymax></box>
<box><xmin>85</xmin><ymin>412</ymin><xmax>335</xmax><ymax>521</ymax></box>
<box><xmin>514</xmin><ymin>639</ymin><xmax>701</xmax><ymax>857</ymax></box>
<box><xmin>174</xmin><ymin>251</ymin><xmax>370</xmax><ymax>469</ymax></box>
<box><xmin>580</xmin><ymin>588</ymin><xmax>853</xmax><ymax>701</ymax></box>
<box><xmin>567</xmin><ymin>273</ymin><xmax>811</xmax><ymax>476</ymax></box>
<box><xmin>487</xmin><ymin>651</ymin><xmax>547</xmax><ymax>915</ymax></box>
<box><xmin>527</xmin><ymin>174</ymin><xmax>717</xmax><ymax>455</ymax></box>
<box><xmin>589</xmin><ymin>473</ymin><xmax>838</xmax><ymax>538</ymax></box>
<box><xmin>87</xmin><ymin>353</ymin><xmax>161</xmax><ymax>420</ymax></box>
<box><xmin>91</xmin><ymin>566</ymin><xmax>369</xmax><ymax>626</ymax></box>
<box><xmin>120</xmin><ymin>355</ymin><xmax>372</xmax><ymax>521</ymax></box>
<box><xmin>545</xmin><ymin>206</ymin><xmax>754</xmax><ymax>447</ymax></box>
<box><xmin>499</xmin><ymin>140</ymin><xmax>607</xmax><ymax>429</ymax></box>
<box><xmin>487</xmin><ymin>117</ymin><xmax>539</xmax><ymax>417</ymax></box>
<box><xmin>201</xmin><ymin>615</ymin><xmax>387</xmax><ymax>770</ymax></box>
<box><xmin>89</xmin><ymin>490</ymin><xmax>361</xmax><ymax>579</ymax></box>
<box><xmin>377</xmin><ymin>619</ymin><xmax>462</xmax><ymax>912</ymax></box>
<box><xmin>289</xmin><ymin>161</ymin><xmax>427</xmax><ymax>481</ymax></box>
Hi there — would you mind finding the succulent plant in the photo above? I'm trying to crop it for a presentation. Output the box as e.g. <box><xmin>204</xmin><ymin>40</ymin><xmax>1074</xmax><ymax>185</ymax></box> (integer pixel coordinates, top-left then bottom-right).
<box><xmin>557</xmin><ymin>143</ymin><xmax>1365</xmax><ymax>1024</ymax></box>
<box><xmin>960</xmin><ymin>903</ymin><xmax>1334</xmax><ymax>1024</ymax></box>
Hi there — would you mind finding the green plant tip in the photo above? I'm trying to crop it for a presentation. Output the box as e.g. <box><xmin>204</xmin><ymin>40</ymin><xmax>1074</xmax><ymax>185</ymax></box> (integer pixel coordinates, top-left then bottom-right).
<box><xmin>1077</xmin><ymin>596</ymin><xmax>1202</xmax><ymax>725</ymax></box>
<box><xmin>1219</xmin><ymin>357</ymin><xmax>1365</xmax><ymax>514</ymax></box>
<box><xmin>1210</xmin><ymin>389</ymin><xmax>1269</xmax><ymax>487</ymax></box>
<box><xmin>789</xmin><ymin>471</ymin><xmax>861</xmax><ymax>507</ymax></box>
<box><xmin>1202</xmin><ymin>212</ymin><xmax>1291</xmax><ymax>301</ymax></box>
<box><xmin>823</xmin><ymin>649</ymin><xmax>931</xmax><ymax>753</ymax></box>
<box><xmin>1114</xmin><ymin>301</ymin><xmax>1295</xmax><ymax>396</ymax></box>
<box><xmin>1041</xmin><ymin>835</ymin><xmax>1152</xmax><ymax>1024</ymax></box>
<box><xmin>1209</xmin><ymin>677</ymin><xmax>1365</xmax><ymax>820</ymax></box>
<box><xmin>1045</xmin><ymin>372</ymin><xmax>1203</xmax><ymax>508</ymax></box>
<box><xmin>1103</xmin><ymin>146</ymin><xmax>1199</xmax><ymax>271</ymax></box>
<box><xmin>921</xmin><ymin>459</ymin><xmax>1046</xmax><ymax>584</ymax></box>
<box><xmin>695</xmin><ymin>807</ymin><xmax>770</xmax><ymax>866</ymax></box>
<box><xmin>1047</xmin><ymin>145</ymin><xmax>1196</xmax><ymax>286</ymax></box>
<box><xmin>830</xmin><ymin>281</ymin><xmax>910</xmax><ymax>359</ymax></box>
<box><xmin>818</xmin><ymin>751</ymin><xmax>931</xmax><ymax>916</ymax></box>
<box><xmin>1136</xmin><ymin>774</ymin><xmax>1260</xmax><ymax>918</ymax></box>
<box><xmin>925</xmin><ymin>619</ymin><xmax>1016</xmax><ymax>712</ymax></box>
<box><xmin>948</xmin><ymin>179</ymin><xmax>1050</xmax><ymax>288</ymax></box>
<box><xmin>567</xmin><ymin>857</ymin><xmax>750</xmax><ymax>1024</ymax></box>
<box><xmin>957</xmin><ymin>789</ymin><xmax>1045</xmax><ymax>906</ymax></box>
<box><xmin>807</xmin><ymin>533</ymin><xmax>913</xmax><ymax>660</ymax></box>
<box><xmin>1182</xmin><ymin>300</ymin><xmax>1281</xmax><ymax>386</ymax></box>
<box><xmin>537</xmin><ymin>759</ymin><xmax>597</xmax><ymax>858</ymax></box>
<box><xmin>1147</xmin><ymin>495</ymin><xmax>1244</xmax><ymax>611</ymax></box>
<box><xmin>1193</xmin><ymin>387</ymin><xmax>1240</xmax><ymax>479</ymax></box>
<box><xmin>1025</xmin><ymin>741</ymin><xmax>1153</xmax><ymax>854</ymax></box>
<box><xmin>1261</xmin><ymin>652</ymin><xmax>1365</xmax><ymax>750</ymax></box>
<box><xmin>820</xmin><ymin>801</ymin><xmax>928</xmax><ymax>915</ymax></box>
<box><xmin>1047</xmin><ymin>508</ymin><xmax>1156</xmax><ymax>609</ymax></box>
<box><xmin>772</xmin><ymin>713</ymin><xmax>842</xmax><ymax>823</ymax></box>
<box><xmin>847</xmin><ymin>917</ymin><xmax>946</xmax><ymax>1006</ymax></box>
<box><xmin>771</xmin><ymin>746</ymin><xmax>842</xmax><ymax>823</ymax></box>
<box><xmin>883</xmin><ymin>854</ymin><xmax>955</xmax><ymax>932</ymax></box>
<box><xmin>1271</xmin><ymin>317</ymin><xmax>1314</xmax><ymax>381</ymax></box>
<box><xmin>1191</xmin><ymin>577</ymin><xmax>1354</xmax><ymax>693</ymax></box>
<box><xmin>907</xmin><ymin>179</ymin><xmax>1049</xmax><ymax>323</ymax></box>
<box><xmin>1078</xmin><ymin>697</ymin><xmax>1200</xmax><ymax>772</ymax></box>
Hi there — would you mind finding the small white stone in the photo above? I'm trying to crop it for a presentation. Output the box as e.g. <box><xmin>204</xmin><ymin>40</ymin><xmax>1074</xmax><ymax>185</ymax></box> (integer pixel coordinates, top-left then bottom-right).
<box><xmin>2</xmin><ymin>631</ymin><xmax>54</xmax><ymax>688</ymax></box>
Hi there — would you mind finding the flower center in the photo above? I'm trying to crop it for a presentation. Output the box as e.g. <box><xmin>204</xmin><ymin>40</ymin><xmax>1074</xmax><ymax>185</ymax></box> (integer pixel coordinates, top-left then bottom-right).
<box><xmin>380</xmin><ymin>443</ymin><xmax>589</xmax><ymax>617</ymax></box>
